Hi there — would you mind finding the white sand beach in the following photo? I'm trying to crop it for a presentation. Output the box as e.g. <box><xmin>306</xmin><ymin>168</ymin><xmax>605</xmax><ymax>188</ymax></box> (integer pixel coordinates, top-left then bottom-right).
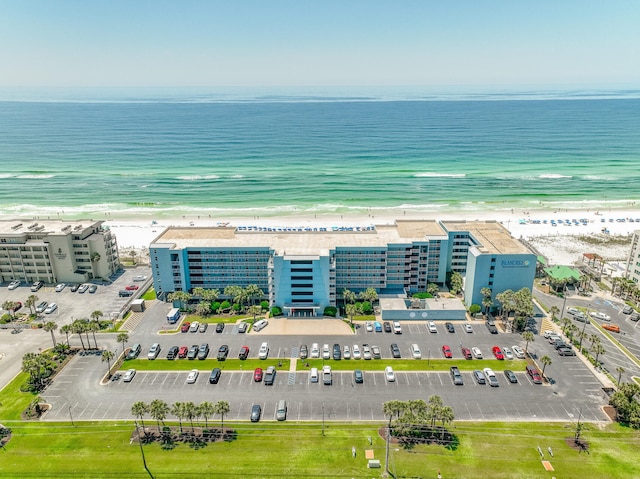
<box><xmin>103</xmin><ymin>207</ymin><xmax>640</xmax><ymax>268</ymax></box>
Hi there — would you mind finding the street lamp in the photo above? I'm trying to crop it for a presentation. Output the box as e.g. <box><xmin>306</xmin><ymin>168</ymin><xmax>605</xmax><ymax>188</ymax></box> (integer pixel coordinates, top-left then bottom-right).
<box><xmin>560</xmin><ymin>285</ymin><xmax>568</xmax><ymax>321</ymax></box>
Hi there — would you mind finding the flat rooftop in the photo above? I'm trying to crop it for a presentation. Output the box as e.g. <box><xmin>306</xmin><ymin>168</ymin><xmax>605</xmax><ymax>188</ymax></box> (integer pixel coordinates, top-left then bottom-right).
<box><xmin>152</xmin><ymin>219</ymin><xmax>528</xmax><ymax>256</ymax></box>
<box><xmin>440</xmin><ymin>220</ymin><xmax>530</xmax><ymax>255</ymax></box>
<box><xmin>0</xmin><ymin>219</ymin><xmax>103</xmax><ymax>237</ymax></box>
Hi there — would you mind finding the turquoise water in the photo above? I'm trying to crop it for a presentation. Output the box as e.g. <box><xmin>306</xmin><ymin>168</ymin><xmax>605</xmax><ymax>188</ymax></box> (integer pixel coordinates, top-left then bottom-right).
<box><xmin>1</xmin><ymin>89</ymin><xmax>639</xmax><ymax>220</ymax></box>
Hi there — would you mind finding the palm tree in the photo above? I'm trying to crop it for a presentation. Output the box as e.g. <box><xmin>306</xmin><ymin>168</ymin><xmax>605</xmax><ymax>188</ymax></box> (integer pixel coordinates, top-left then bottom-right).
<box><xmin>593</xmin><ymin>343</ymin><xmax>605</xmax><ymax>365</ymax></box>
<box><xmin>214</xmin><ymin>400</ymin><xmax>230</xmax><ymax>430</ymax></box>
<box><xmin>171</xmin><ymin>402</ymin><xmax>185</xmax><ymax>434</ymax></box>
<box><xmin>589</xmin><ymin>333</ymin><xmax>600</xmax><ymax>350</ymax></box>
<box><xmin>168</xmin><ymin>291</ymin><xmax>192</xmax><ymax>310</ymax></box>
<box><xmin>549</xmin><ymin>305</ymin><xmax>560</xmax><ymax>321</ymax></box>
<box><xmin>359</xmin><ymin>287</ymin><xmax>379</xmax><ymax>304</ymax></box>
<box><xmin>540</xmin><ymin>355</ymin><xmax>552</xmax><ymax>378</ymax></box>
<box><xmin>1</xmin><ymin>301</ymin><xmax>18</xmax><ymax>319</ymax></box>
<box><xmin>382</xmin><ymin>400</ymin><xmax>405</xmax><ymax>428</ymax></box>
<box><xmin>247</xmin><ymin>305</ymin><xmax>262</xmax><ymax>324</ymax></box>
<box><xmin>199</xmin><ymin>401</ymin><xmax>215</xmax><ymax>428</ymax></box>
<box><xmin>616</xmin><ymin>366</ymin><xmax>625</xmax><ymax>386</ymax></box>
<box><xmin>149</xmin><ymin>399</ymin><xmax>170</xmax><ymax>432</ymax></box>
<box><xmin>101</xmin><ymin>350</ymin><xmax>115</xmax><ymax>376</ymax></box>
<box><xmin>245</xmin><ymin>284</ymin><xmax>264</xmax><ymax>305</ymax></box>
<box><xmin>117</xmin><ymin>332</ymin><xmax>129</xmax><ymax>355</ymax></box>
<box><xmin>90</xmin><ymin>310</ymin><xmax>103</xmax><ymax>324</ymax></box>
<box><xmin>87</xmin><ymin>321</ymin><xmax>100</xmax><ymax>349</ymax></box>
<box><xmin>25</xmin><ymin>294</ymin><xmax>38</xmax><ymax>315</ymax></box>
<box><xmin>71</xmin><ymin>321</ymin><xmax>87</xmax><ymax>350</ymax></box>
<box><xmin>439</xmin><ymin>405</ymin><xmax>455</xmax><ymax>440</ymax></box>
<box><xmin>183</xmin><ymin>401</ymin><xmax>198</xmax><ymax>433</ymax></box>
<box><xmin>522</xmin><ymin>331</ymin><xmax>535</xmax><ymax>354</ymax></box>
<box><xmin>481</xmin><ymin>287</ymin><xmax>493</xmax><ymax>316</ymax></box>
<box><xmin>43</xmin><ymin>321</ymin><xmax>58</xmax><ymax>348</ymax></box>
<box><xmin>342</xmin><ymin>288</ymin><xmax>356</xmax><ymax>305</ymax></box>
<box><xmin>60</xmin><ymin>324</ymin><xmax>72</xmax><ymax>346</ymax></box>
<box><xmin>201</xmin><ymin>288</ymin><xmax>220</xmax><ymax>302</ymax></box>
<box><xmin>345</xmin><ymin>303</ymin><xmax>362</xmax><ymax>327</ymax></box>
<box><xmin>560</xmin><ymin>317</ymin><xmax>572</xmax><ymax>334</ymax></box>
<box><xmin>427</xmin><ymin>283</ymin><xmax>440</xmax><ymax>297</ymax></box>
<box><xmin>131</xmin><ymin>401</ymin><xmax>149</xmax><ymax>433</ymax></box>
<box><xmin>427</xmin><ymin>395</ymin><xmax>444</xmax><ymax>429</ymax></box>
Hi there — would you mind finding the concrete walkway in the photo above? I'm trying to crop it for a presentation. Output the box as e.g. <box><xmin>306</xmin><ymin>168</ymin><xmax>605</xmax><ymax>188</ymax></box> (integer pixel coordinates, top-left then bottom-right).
<box><xmin>249</xmin><ymin>317</ymin><xmax>355</xmax><ymax>336</ymax></box>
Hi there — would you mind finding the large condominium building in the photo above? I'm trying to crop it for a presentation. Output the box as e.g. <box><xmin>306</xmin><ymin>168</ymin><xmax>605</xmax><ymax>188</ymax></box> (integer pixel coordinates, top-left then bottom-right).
<box><xmin>625</xmin><ymin>230</ymin><xmax>640</xmax><ymax>284</ymax></box>
<box><xmin>0</xmin><ymin>219</ymin><xmax>120</xmax><ymax>284</ymax></box>
<box><xmin>150</xmin><ymin>219</ymin><xmax>536</xmax><ymax>315</ymax></box>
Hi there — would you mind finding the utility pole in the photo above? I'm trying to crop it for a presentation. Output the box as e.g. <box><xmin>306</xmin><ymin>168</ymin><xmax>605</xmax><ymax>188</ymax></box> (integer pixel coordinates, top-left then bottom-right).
<box><xmin>135</xmin><ymin>421</ymin><xmax>154</xmax><ymax>479</ymax></box>
<box><xmin>322</xmin><ymin>402</ymin><xmax>325</xmax><ymax>437</ymax></box>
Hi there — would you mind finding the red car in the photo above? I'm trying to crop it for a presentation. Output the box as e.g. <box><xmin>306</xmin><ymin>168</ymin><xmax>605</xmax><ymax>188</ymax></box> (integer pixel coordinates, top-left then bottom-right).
<box><xmin>461</xmin><ymin>347</ymin><xmax>472</xmax><ymax>360</ymax></box>
<box><xmin>125</xmin><ymin>285</ymin><xmax>139</xmax><ymax>291</ymax></box>
<box><xmin>181</xmin><ymin>322</ymin><xmax>191</xmax><ymax>333</ymax></box>
<box><xmin>442</xmin><ymin>345</ymin><xmax>452</xmax><ymax>359</ymax></box>
<box><xmin>253</xmin><ymin>367</ymin><xmax>263</xmax><ymax>382</ymax></box>
<box><xmin>239</xmin><ymin>346</ymin><xmax>250</xmax><ymax>360</ymax></box>
<box><xmin>178</xmin><ymin>346</ymin><xmax>188</xmax><ymax>359</ymax></box>
<box><xmin>11</xmin><ymin>302</ymin><xmax>22</xmax><ymax>312</ymax></box>
<box><xmin>526</xmin><ymin>365</ymin><xmax>543</xmax><ymax>384</ymax></box>
<box><xmin>492</xmin><ymin>346</ymin><xmax>504</xmax><ymax>360</ymax></box>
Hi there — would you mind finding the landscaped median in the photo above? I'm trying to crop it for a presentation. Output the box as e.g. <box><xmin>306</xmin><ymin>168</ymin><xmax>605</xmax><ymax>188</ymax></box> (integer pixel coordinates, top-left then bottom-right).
<box><xmin>121</xmin><ymin>358</ymin><xmax>290</xmax><ymax>372</ymax></box>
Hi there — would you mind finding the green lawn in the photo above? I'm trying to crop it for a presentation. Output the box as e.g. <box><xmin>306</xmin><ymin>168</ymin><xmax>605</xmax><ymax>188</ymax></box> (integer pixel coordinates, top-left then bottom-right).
<box><xmin>0</xmin><ymin>420</ymin><xmax>638</xmax><ymax>478</ymax></box>
<box><xmin>0</xmin><ymin>372</ymin><xmax>40</xmax><ymax>421</ymax></box>
<box><xmin>122</xmin><ymin>358</ymin><xmax>290</xmax><ymax>372</ymax></box>
<box><xmin>299</xmin><ymin>358</ymin><xmax>526</xmax><ymax>372</ymax></box>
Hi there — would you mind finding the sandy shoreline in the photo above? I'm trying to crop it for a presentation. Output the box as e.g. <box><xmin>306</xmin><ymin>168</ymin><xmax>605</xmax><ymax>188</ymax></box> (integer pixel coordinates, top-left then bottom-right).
<box><xmin>82</xmin><ymin>207</ymin><xmax>639</xmax><ymax>267</ymax></box>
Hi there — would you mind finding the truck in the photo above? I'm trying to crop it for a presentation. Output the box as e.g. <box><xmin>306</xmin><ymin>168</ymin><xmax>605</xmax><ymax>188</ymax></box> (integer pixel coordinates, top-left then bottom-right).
<box><xmin>167</xmin><ymin>308</ymin><xmax>181</xmax><ymax>323</ymax></box>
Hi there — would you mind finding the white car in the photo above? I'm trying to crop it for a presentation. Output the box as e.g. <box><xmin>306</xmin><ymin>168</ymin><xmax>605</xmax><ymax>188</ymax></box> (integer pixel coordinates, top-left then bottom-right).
<box><xmin>55</xmin><ymin>283</ymin><xmax>66</xmax><ymax>292</ymax></box>
<box><xmin>471</xmin><ymin>347</ymin><xmax>483</xmax><ymax>359</ymax></box>
<box><xmin>122</xmin><ymin>369</ymin><xmax>136</xmax><ymax>382</ymax></box>
<box><xmin>428</xmin><ymin>321</ymin><xmax>437</xmax><ymax>333</ymax></box>
<box><xmin>36</xmin><ymin>301</ymin><xmax>48</xmax><ymax>314</ymax></box>
<box><xmin>512</xmin><ymin>345</ymin><xmax>526</xmax><ymax>359</ymax></box>
<box><xmin>8</xmin><ymin>280</ymin><xmax>21</xmax><ymax>290</ymax></box>
<box><xmin>310</xmin><ymin>343</ymin><xmax>320</xmax><ymax>359</ymax></box>
<box><xmin>44</xmin><ymin>302</ymin><xmax>58</xmax><ymax>314</ymax></box>
<box><xmin>189</xmin><ymin>321</ymin><xmax>200</xmax><ymax>332</ymax></box>
<box><xmin>590</xmin><ymin>311</ymin><xmax>611</xmax><ymax>321</ymax></box>
<box><xmin>365</xmin><ymin>321</ymin><xmax>373</xmax><ymax>332</ymax></box>
<box><xmin>411</xmin><ymin>343</ymin><xmax>422</xmax><ymax>359</ymax></box>
<box><xmin>147</xmin><ymin>343</ymin><xmax>161</xmax><ymax>360</ymax></box>
<box><xmin>393</xmin><ymin>321</ymin><xmax>402</xmax><ymax>334</ymax></box>
<box><xmin>384</xmin><ymin>366</ymin><xmax>396</xmax><ymax>382</ymax></box>
<box><xmin>503</xmin><ymin>347</ymin><xmax>514</xmax><ymax>360</ymax></box>
<box><xmin>343</xmin><ymin>345</ymin><xmax>351</xmax><ymax>359</ymax></box>
<box><xmin>483</xmin><ymin>367</ymin><xmax>499</xmax><ymax>387</ymax></box>
<box><xmin>258</xmin><ymin>342</ymin><xmax>269</xmax><ymax>359</ymax></box>
<box><xmin>309</xmin><ymin>367</ymin><xmax>319</xmax><ymax>383</ymax></box>
<box><xmin>465</xmin><ymin>324</ymin><xmax>473</xmax><ymax>333</ymax></box>
<box><xmin>542</xmin><ymin>330</ymin><xmax>556</xmax><ymax>339</ymax></box>
<box><xmin>186</xmin><ymin>369</ymin><xmax>199</xmax><ymax>384</ymax></box>
<box><xmin>352</xmin><ymin>344</ymin><xmax>361</xmax><ymax>359</ymax></box>
<box><xmin>77</xmin><ymin>283</ymin><xmax>89</xmax><ymax>293</ymax></box>
<box><xmin>322</xmin><ymin>365</ymin><xmax>332</xmax><ymax>385</ymax></box>
<box><xmin>362</xmin><ymin>344</ymin><xmax>372</xmax><ymax>360</ymax></box>
<box><xmin>322</xmin><ymin>344</ymin><xmax>331</xmax><ymax>360</ymax></box>
<box><xmin>133</xmin><ymin>275</ymin><xmax>148</xmax><ymax>282</ymax></box>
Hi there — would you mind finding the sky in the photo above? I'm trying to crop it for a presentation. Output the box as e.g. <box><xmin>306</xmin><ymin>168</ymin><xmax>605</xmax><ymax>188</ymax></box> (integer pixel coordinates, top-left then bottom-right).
<box><xmin>0</xmin><ymin>0</ymin><xmax>638</xmax><ymax>89</ymax></box>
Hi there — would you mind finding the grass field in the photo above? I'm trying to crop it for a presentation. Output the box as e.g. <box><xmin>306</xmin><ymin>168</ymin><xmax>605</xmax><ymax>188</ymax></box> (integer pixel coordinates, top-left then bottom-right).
<box><xmin>122</xmin><ymin>358</ymin><xmax>290</xmax><ymax>372</ymax></box>
<box><xmin>0</xmin><ymin>420</ymin><xmax>638</xmax><ymax>478</ymax></box>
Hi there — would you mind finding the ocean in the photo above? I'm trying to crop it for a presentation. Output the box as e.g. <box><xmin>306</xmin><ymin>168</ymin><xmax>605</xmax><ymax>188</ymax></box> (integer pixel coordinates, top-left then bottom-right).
<box><xmin>1</xmin><ymin>88</ymin><xmax>639</xmax><ymax>220</ymax></box>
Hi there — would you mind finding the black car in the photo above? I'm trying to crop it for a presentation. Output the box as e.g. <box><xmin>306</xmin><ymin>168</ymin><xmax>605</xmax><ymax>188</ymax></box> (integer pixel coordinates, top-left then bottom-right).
<box><xmin>209</xmin><ymin>368</ymin><xmax>221</xmax><ymax>384</ymax></box>
<box><xmin>557</xmin><ymin>346</ymin><xmax>576</xmax><ymax>356</ymax></box>
<box><xmin>299</xmin><ymin>344</ymin><xmax>308</xmax><ymax>360</ymax></box>
<box><xmin>354</xmin><ymin>369</ymin><xmax>364</xmax><ymax>384</ymax></box>
<box><xmin>197</xmin><ymin>343</ymin><xmax>210</xmax><ymax>360</ymax></box>
<box><xmin>450</xmin><ymin>366</ymin><xmax>464</xmax><ymax>385</ymax></box>
<box><xmin>264</xmin><ymin>366</ymin><xmax>276</xmax><ymax>385</ymax></box>
<box><xmin>250</xmin><ymin>404</ymin><xmax>262</xmax><ymax>422</ymax></box>
<box><xmin>383</xmin><ymin>321</ymin><xmax>392</xmax><ymax>333</ymax></box>
<box><xmin>217</xmin><ymin>344</ymin><xmax>229</xmax><ymax>361</ymax></box>
<box><xmin>504</xmin><ymin>370</ymin><xmax>518</xmax><ymax>383</ymax></box>
<box><xmin>119</xmin><ymin>290</ymin><xmax>133</xmax><ymax>297</ymax></box>
<box><xmin>187</xmin><ymin>344</ymin><xmax>199</xmax><ymax>360</ymax></box>
<box><xmin>486</xmin><ymin>321</ymin><xmax>498</xmax><ymax>334</ymax></box>
<box><xmin>215</xmin><ymin>322</ymin><xmax>225</xmax><ymax>333</ymax></box>
<box><xmin>332</xmin><ymin>344</ymin><xmax>341</xmax><ymax>360</ymax></box>
<box><xmin>445</xmin><ymin>322</ymin><xmax>455</xmax><ymax>333</ymax></box>
<box><xmin>390</xmin><ymin>343</ymin><xmax>401</xmax><ymax>358</ymax></box>
<box><xmin>166</xmin><ymin>346</ymin><xmax>179</xmax><ymax>360</ymax></box>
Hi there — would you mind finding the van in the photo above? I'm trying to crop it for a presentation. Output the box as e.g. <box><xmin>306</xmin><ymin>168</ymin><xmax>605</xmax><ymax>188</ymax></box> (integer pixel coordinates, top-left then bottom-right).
<box><xmin>167</xmin><ymin>308</ymin><xmax>181</xmax><ymax>323</ymax></box>
<box><xmin>276</xmin><ymin>400</ymin><xmax>287</xmax><ymax>421</ymax></box>
<box><xmin>253</xmin><ymin>319</ymin><xmax>268</xmax><ymax>332</ymax></box>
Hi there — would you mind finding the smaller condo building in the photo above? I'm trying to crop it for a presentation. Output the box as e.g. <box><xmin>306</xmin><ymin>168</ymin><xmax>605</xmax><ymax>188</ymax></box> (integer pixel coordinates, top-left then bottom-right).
<box><xmin>149</xmin><ymin>220</ymin><xmax>536</xmax><ymax>316</ymax></box>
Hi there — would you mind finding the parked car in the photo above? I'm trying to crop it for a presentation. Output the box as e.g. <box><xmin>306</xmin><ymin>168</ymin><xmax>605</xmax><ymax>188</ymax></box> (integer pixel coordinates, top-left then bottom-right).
<box><xmin>119</xmin><ymin>290</ymin><xmax>133</xmax><ymax>297</ymax></box>
<box><xmin>486</xmin><ymin>321</ymin><xmax>498</xmax><ymax>334</ymax></box>
<box><xmin>471</xmin><ymin>347</ymin><xmax>483</xmax><ymax>359</ymax></box>
<box><xmin>54</xmin><ymin>283</ymin><xmax>66</xmax><ymax>292</ymax></box>
<box><xmin>125</xmin><ymin>285</ymin><xmax>139</xmax><ymax>291</ymax></box>
<box><xmin>209</xmin><ymin>368</ymin><xmax>221</xmax><ymax>384</ymax></box>
<box><xmin>237</xmin><ymin>322</ymin><xmax>248</xmax><ymax>333</ymax></box>
<box><xmin>166</xmin><ymin>346</ymin><xmax>179</xmax><ymax>360</ymax></box>
<box><xmin>465</xmin><ymin>324</ymin><xmax>473</xmax><ymax>333</ymax></box>
<box><xmin>44</xmin><ymin>302</ymin><xmax>58</xmax><ymax>314</ymax></box>
<box><xmin>36</xmin><ymin>301</ymin><xmax>48</xmax><ymax>314</ymax></box>
<box><xmin>189</xmin><ymin>321</ymin><xmax>200</xmax><ymax>333</ymax></box>
<box><xmin>483</xmin><ymin>368</ymin><xmax>499</xmax><ymax>387</ymax></box>
<box><xmin>393</xmin><ymin>321</ymin><xmax>402</xmax><ymax>334</ymax></box>
<box><xmin>352</xmin><ymin>344</ymin><xmax>361</xmax><ymax>359</ymax></box>
<box><xmin>276</xmin><ymin>399</ymin><xmax>287</xmax><ymax>421</ymax></box>
<box><xmin>238</xmin><ymin>345</ymin><xmax>250</xmax><ymax>360</ymax></box>
<box><xmin>181</xmin><ymin>322</ymin><xmax>191</xmax><ymax>333</ymax></box>
<box><xmin>77</xmin><ymin>283</ymin><xmax>89</xmax><ymax>293</ymax></box>
<box><xmin>299</xmin><ymin>344</ymin><xmax>308</xmax><ymax>360</ymax></box>
<box><xmin>199</xmin><ymin>323</ymin><xmax>208</xmax><ymax>333</ymax></box>
<box><xmin>178</xmin><ymin>346</ymin><xmax>188</xmax><ymax>359</ymax></box>
<box><xmin>473</xmin><ymin>369</ymin><xmax>486</xmax><ymax>384</ymax></box>
<box><xmin>310</xmin><ymin>343</ymin><xmax>320</xmax><ymax>358</ymax></box>
<box><xmin>365</xmin><ymin>321</ymin><xmax>373</xmax><ymax>332</ymax></box>
<box><xmin>557</xmin><ymin>346</ymin><xmax>576</xmax><ymax>356</ymax></box>
<box><xmin>253</xmin><ymin>319</ymin><xmax>268</xmax><ymax>331</ymax></box>
<box><xmin>384</xmin><ymin>366</ymin><xmax>396</xmax><ymax>382</ymax></box>
<box><xmin>383</xmin><ymin>321</ymin><xmax>392</xmax><ymax>333</ymax></box>
<box><xmin>198</xmin><ymin>343</ymin><xmax>210</xmax><ymax>361</ymax></box>
<box><xmin>622</xmin><ymin>305</ymin><xmax>633</xmax><ymax>314</ymax></box>
<box><xmin>504</xmin><ymin>370</ymin><xmax>518</xmax><ymax>383</ymax></box>
<box><xmin>374</xmin><ymin>321</ymin><xmax>382</xmax><ymax>332</ymax></box>
<box><xmin>411</xmin><ymin>343</ymin><xmax>422</xmax><ymax>359</ymax></box>
<box><xmin>354</xmin><ymin>369</ymin><xmax>364</xmax><ymax>384</ymax></box>
<box><xmin>70</xmin><ymin>283</ymin><xmax>80</xmax><ymax>292</ymax></box>
<box><xmin>502</xmin><ymin>347</ymin><xmax>514</xmax><ymax>360</ymax></box>
<box><xmin>343</xmin><ymin>345</ymin><xmax>351</xmax><ymax>359</ymax></box>
<box><xmin>253</xmin><ymin>367</ymin><xmax>263</xmax><ymax>382</ymax></box>
<box><xmin>88</xmin><ymin>284</ymin><xmax>97</xmax><ymax>293</ymax></box>
<box><xmin>428</xmin><ymin>321</ymin><xmax>437</xmax><ymax>333</ymax></box>
<box><xmin>258</xmin><ymin>342</ymin><xmax>269</xmax><ymax>359</ymax></box>
<box><xmin>147</xmin><ymin>343</ymin><xmax>161</xmax><ymax>360</ymax></box>
<box><xmin>30</xmin><ymin>281</ymin><xmax>44</xmax><ymax>292</ymax></box>
<box><xmin>250</xmin><ymin>404</ymin><xmax>262</xmax><ymax>422</ymax></box>
<box><xmin>603</xmin><ymin>324</ymin><xmax>620</xmax><ymax>333</ymax></box>
<box><xmin>362</xmin><ymin>344</ymin><xmax>372</xmax><ymax>360</ymax></box>
<box><xmin>461</xmin><ymin>347</ymin><xmax>472</xmax><ymax>360</ymax></box>
<box><xmin>215</xmin><ymin>322</ymin><xmax>225</xmax><ymax>333</ymax></box>
<box><xmin>390</xmin><ymin>343</ymin><xmax>401</xmax><ymax>358</ymax></box>
<box><xmin>133</xmin><ymin>275</ymin><xmax>148</xmax><ymax>282</ymax></box>
<box><xmin>122</xmin><ymin>369</ymin><xmax>136</xmax><ymax>382</ymax></box>
<box><xmin>187</xmin><ymin>344</ymin><xmax>199</xmax><ymax>360</ymax></box>
<box><xmin>512</xmin><ymin>345</ymin><xmax>526</xmax><ymax>359</ymax></box>
<box><xmin>309</xmin><ymin>367</ymin><xmax>319</xmax><ymax>383</ymax></box>
<box><xmin>590</xmin><ymin>311</ymin><xmax>611</xmax><ymax>321</ymax></box>
<box><xmin>264</xmin><ymin>366</ymin><xmax>276</xmax><ymax>385</ymax></box>
<box><xmin>8</xmin><ymin>280</ymin><xmax>21</xmax><ymax>290</ymax></box>
<box><xmin>450</xmin><ymin>366</ymin><xmax>463</xmax><ymax>385</ymax></box>
<box><xmin>216</xmin><ymin>345</ymin><xmax>228</xmax><ymax>361</ymax></box>
<box><xmin>492</xmin><ymin>346</ymin><xmax>504</xmax><ymax>360</ymax></box>
<box><xmin>126</xmin><ymin>343</ymin><xmax>142</xmax><ymax>360</ymax></box>
<box><xmin>322</xmin><ymin>344</ymin><xmax>330</xmax><ymax>360</ymax></box>
<box><xmin>186</xmin><ymin>369</ymin><xmax>199</xmax><ymax>384</ymax></box>
<box><xmin>322</xmin><ymin>365</ymin><xmax>332</xmax><ymax>385</ymax></box>
<box><xmin>332</xmin><ymin>343</ymin><xmax>341</xmax><ymax>360</ymax></box>
<box><xmin>371</xmin><ymin>345</ymin><xmax>381</xmax><ymax>359</ymax></box>
<box><xmin>445</xmin><ymin>322</ymin><xmax>455</xmax><ymax>333</ymax></box>
<box><xmin>526</xmin><ymin>365</ymin><xmax>543</xmax><ymax>384</ymax></box>
<box><xmin>442</xmin><ymin>345</ymin><xmax>452</xmax><ymax>358</ymax></box>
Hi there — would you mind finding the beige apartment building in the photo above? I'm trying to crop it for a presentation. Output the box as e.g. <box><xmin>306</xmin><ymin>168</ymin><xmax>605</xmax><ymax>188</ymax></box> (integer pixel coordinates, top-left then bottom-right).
<box><xmin>0</xmin><ymin>219</ymin><xmax>119</xmax><ymax>284</ymax></box>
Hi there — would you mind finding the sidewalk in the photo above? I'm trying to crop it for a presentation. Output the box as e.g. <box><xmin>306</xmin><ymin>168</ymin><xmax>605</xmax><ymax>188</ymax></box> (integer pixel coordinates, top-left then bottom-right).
<box><xmin>249</xmin><ymin>317</ymin><xmax>355</xmax><ymax>336</ymax></box>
